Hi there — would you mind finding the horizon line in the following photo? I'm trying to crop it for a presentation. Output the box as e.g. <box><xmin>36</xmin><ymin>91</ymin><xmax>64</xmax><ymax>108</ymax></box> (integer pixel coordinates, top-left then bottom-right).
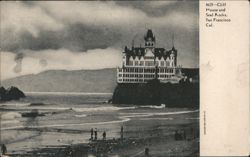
<box><xmin>24</xmin><ymin>91</ymin><xmax>113</xmax><ymax>95</ymax></box>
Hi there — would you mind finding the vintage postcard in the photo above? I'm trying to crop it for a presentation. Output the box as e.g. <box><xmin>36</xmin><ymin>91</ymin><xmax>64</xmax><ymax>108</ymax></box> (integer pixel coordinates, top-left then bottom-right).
<box><xmin>0</xmin><ymin>1</ymin><xmax>249</xmax><ymax>157</ymax></box>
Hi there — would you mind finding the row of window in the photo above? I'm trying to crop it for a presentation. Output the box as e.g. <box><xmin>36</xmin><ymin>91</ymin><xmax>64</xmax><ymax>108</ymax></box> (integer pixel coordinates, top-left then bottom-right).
<box><xmin>145</xmin><ymin>61</ymin><xmax>155</xmax><ymax>66</ymax></box>
<box><xmin>119</xmin><ymin>79</ymin><xmax>144</xmax><ymax>82</ymax></box>
<box><xmin>118</xmin><ymin>74</ymin><xmax>155</xmax><ymax>78</ymax></box>
<box><xmin>126</xmin><ymin>60</ymin><xmax>173</xmax><ymax>67</ymax></box>
<box><xmin>159</xmin><ymin>69</ymin><xmax>174</xmax><ymax>73</ymax></box>
<box><xmin>118</xmin><ymin>74</ymin><xmax>174</xmax><ymax>78</ymax></box>
<box><xmin>118</xmin><ymin>77</ymin><xmax>175</xmax><ymax>83</ymax></box>
<box><xmin>158</xmin><ymin>75</ymin><xmax>174</xmax><ymax>78</ymax></box>
<box><xmin>118</xmin><ymin>68</ymin><xmax>175</xmax><ymax>73</ymax></box>
<box><xmin>145</xmin><ymin>42</ymin><xmax>154</xmax><ymax>46</ymax></box>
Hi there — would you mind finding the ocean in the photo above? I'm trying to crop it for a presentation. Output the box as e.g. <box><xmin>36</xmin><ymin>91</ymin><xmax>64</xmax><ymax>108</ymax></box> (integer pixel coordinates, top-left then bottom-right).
<box><xmin>0</xmin><ymin>92</ymin><xmax>199</xmax><ymax>155</ymax></box>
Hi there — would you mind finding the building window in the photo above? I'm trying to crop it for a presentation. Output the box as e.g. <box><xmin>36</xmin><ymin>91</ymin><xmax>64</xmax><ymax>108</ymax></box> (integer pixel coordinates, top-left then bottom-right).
<box><xmin>160</xmin><ymin>61</ymin><xmax>164</xmax><ymax>67</ymax></box>
<box><xmin>139</xmin><ymin>61</ymin><xmax>144</xmax><ymax>66</ymax></box>
<box><xmin>130</xmin><ymin>60</ymin><xmax>134</xmax><ymax>66</ymax></box>
<box><xmin>155</xmin><ymin>61</ymin><xmax>159</xmax><ymax>66</ymax></box>
<box><xmin>135</xmin><ymin>61</ymin><xmax>139</xmax><ymax>66</ymax></box>
<box><xmin>145</xmin><ymin>61</ymin><xmax>154</xmax><ymax>66</ymax></box>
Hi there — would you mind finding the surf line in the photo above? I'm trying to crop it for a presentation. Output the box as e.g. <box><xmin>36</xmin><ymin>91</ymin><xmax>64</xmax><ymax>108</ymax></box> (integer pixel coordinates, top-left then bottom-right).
<box><xmin>0</xmin><ymin>117</ymin><xmax>131</xmax><ymax>131</ymax></box>
<box><xmin>1</xmin><ymin>110</ymin><xmax>198</xmax><ymax>131</ymax></box>
<box><xmin>120</xmin><ymin>110</ymin><xmax>199</xmax><ymax>118</ymax></box>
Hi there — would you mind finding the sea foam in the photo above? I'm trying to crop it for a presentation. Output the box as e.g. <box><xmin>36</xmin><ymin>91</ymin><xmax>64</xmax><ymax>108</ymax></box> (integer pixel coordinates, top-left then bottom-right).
<box><xmin>2</xmin><ymin>112</ymin><xmax>22</xmax><ymax>120</ymax></box>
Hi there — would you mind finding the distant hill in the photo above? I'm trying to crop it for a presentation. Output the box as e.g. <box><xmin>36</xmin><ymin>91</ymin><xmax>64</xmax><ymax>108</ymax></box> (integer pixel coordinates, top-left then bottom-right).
<box><xmin>1</xmin><ymin>68</ymin><xmax>117</xmax><ymax>93</ymax></box>
<box><xmin>1</xmin><ymin>68</ymin><xmax>199</xmax><ymax>93</ymax></box>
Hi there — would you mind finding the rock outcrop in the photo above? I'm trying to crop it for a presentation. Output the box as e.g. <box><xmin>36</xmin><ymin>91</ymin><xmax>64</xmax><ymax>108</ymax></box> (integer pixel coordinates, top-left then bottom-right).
<box><xmin>112</xmin><ymin>79</ymin><xmax>199</xmax><ymax>108</ymax></box>
<box><xmin>0</xmin><ymin>86</ymin><xmax>25</xmax><ymax>101</ymax></box>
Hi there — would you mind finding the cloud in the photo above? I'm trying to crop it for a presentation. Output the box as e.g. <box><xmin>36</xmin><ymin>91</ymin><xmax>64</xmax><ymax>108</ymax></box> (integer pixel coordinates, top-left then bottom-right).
<box><xmin>1</xmin><ymin>48</ymin><xmax>122</xmax><ymax>80</ymax></box>
<box><xmin>0</xmin><ymin>1</ymin><xmax>199</xmax><ymax>79</ymax></box>
<box><xmin>1</xmin><ymin>1</ymin><xmax>198</xmax><ymax>39</ymax></box>
<box><xmin>145</xmin><ymin>1</ymin><xmax>177</xmax><ymax>8</ymax></box>
<box><xmin>1</xmin><ymin>2</ymin><xmax>64</xmax><ymax>37</ymax></box>
<box><xmin>39</xmin><ymin>1</ymin><xmax>147</xmax><ymax>28</ymax></box>
<box><xmin>1</xmin><ymin>1</ymin><xmax>198</xmax><ymax>52</ymax></box>
<box><xmin>1</xmin><ymin>24</ymin><xmax>122</xmax><ymax>52</ymax></box>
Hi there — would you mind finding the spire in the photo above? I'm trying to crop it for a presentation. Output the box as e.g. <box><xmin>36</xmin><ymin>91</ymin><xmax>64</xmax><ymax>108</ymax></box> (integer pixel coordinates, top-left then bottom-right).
<box><xmin>144</xmin><ymin>29</ymin><xmax>155</xmax><ymax>41</ymax></box>
<box><xmin>172</xmin><ymin>33</ymin><xmax>175</xmax><ymax>48</ymax></box>
<box><xmin>132</xmin><ymin>39</ymin><xmax>134</xmax><ymax>48</ymax></box>
<box><xmin>171</xmin><ymin>33</ymin><xmax>177</xmax><ymax>52</ymax></box>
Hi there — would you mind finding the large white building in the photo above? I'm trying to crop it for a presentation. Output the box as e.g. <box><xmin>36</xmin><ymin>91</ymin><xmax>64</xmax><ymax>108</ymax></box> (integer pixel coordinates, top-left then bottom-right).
<box><xmin>117</xmin><ymin>29</ymin><xmax>184</xmax><ymax>83</ymax></box>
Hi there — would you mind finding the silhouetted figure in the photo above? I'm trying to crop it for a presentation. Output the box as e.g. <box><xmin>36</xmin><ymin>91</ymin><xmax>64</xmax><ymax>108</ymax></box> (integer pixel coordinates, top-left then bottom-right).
<box><xmin>121</xmin><ymin>126</ymin><xmax>124</xmax><ymax>140</ymax></box>
<box><xmin>184</xmin><ymin>130</ymin><xmax>187</xmax><ymax>140</ymax></box>
<box><xmin>94</xmin><ymin>128</ymin><xmax>97</xmax><ymax>140</ymax></box>
<box><xmin>90</xmin><ymin>128</ymin><xmax>94</xmax><ymax>140</ymax></box>
<box><xmin>175</xmin><ymin>130</ymin><xmax>184</xmax><ymax>140</ymax></box>
<box><xmin>1</xmin><ymin>144</ymin><xmax>7</xmax><ymax>155</ymax></box>
<box><xmin>190</xmin><ymin>128</ymin><xmax>194</xmax><ymax>139</ymax></box>
<box><xmin>174</xmin><ymin>130</ymin><xmax>178</xmax><ymax>140</ymax></box>
<box><xmin>102</xmin><ymin>131</ymin><xmax>106</xmax><ymax>140</ymax></box>
<box><xmin>145</xmin><ymin>147</ymin><xmax>149</xmax><ymax>157</ymax></box>
<box><xmin>195</xmin><ymin>128</ymin><xmax>199</xmax><ymax>139</ymax></box>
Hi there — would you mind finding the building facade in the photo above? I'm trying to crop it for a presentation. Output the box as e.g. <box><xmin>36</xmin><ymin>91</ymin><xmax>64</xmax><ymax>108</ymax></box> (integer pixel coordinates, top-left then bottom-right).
<box><xmin>117</xmin><ymin>29</ymin><xmax>183</xmax><ymax>84</ymax></box>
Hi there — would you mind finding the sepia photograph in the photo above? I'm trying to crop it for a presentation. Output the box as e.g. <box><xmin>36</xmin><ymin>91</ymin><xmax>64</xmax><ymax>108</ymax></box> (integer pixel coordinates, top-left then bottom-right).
<box><xmin>0</xmin><ymin>1</ymin><xmax>199</xmax><ymax>156</ymax></box>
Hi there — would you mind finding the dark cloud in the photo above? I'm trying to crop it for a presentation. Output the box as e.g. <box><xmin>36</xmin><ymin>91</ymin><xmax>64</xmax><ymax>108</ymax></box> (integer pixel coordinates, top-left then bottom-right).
<box><xmin>2</xmin><ymin>24</ymin><xmax>122</xmax><ymax>52</ymax></box>
<box><xmin>13</xmin><ymin>53</ymin><xmax>25</xmax><ymax>73</ymax></box>
<box><xmin>115</xmin><ymin>1</ymin><xmax>198</xmax><ymax>17</ymax></box>
<box><xmin>61</xmin><ymin>24</ymin><xmax>122</xmax><ymax>51</ymax></box>
<box><xmin>2</xmin><ymin>0</ymin><xmax>199</xmax><ymax>78</ymax></box>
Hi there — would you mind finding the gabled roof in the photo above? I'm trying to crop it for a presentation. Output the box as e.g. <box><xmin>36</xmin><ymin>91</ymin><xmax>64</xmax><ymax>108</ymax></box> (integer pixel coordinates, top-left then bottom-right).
<box><xmin>124</xmin><ymin>46</ymin><xmax>176</xmax><ymax>59</ymax></box>
<box><xmin>124</xmin><ymin>47</ymin><xmax>145</xmax><ymax>59</ymax></box>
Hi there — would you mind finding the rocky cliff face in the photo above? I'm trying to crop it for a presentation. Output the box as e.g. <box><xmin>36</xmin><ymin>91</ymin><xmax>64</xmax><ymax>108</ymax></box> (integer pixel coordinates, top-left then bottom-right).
<box><xmin>0</xmin><ymin>86</ymin><xmax>25</xmax><ymax>101</ymax></box>
<box><xmin>112</xmin><ymin>79</ymin><xmax>199</xmax><ymax>108</ymax></box>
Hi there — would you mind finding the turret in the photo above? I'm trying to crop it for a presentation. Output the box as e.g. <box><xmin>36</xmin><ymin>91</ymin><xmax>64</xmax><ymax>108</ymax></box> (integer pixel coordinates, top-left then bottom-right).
<box><xmin>144</xmin><ymin>29</ymin><xmax>155</xmax><ymax>48</ymax></box>
<box><xmin>171</xmin><ymin>46</ymin><xmax>177</xmax><ymax>67</ymax></box>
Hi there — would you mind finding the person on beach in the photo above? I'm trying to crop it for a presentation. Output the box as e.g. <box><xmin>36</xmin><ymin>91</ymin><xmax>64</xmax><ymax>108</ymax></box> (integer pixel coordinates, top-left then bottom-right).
<box><xmin>145</xmin><ymin>147</ymin><xmax>149</xmax><ymax>157</ymax></box>
<box><xmin>1</xmin><ymin>144</ymin><xmax>7</xmax><ymax>155</ymax></box>
<box><xmin>183</xmin><ymin>130</ymin><xmax>186</xmax><ymax>140</ymax></box>
<box><xmin>190</xmin><ymin>127</ymin><xmax>194</xmax><ymax>139</ymax></box>
<box><xmin>174</xmin><ymin>130</ymin><xmax>178</xmax><ymax>140</ymax></box>
<box><xmin>94</xmin><ymin>128</ymin><xmax>98</xmax><ymax>140</ymax></box>
<box><xmin>121</xmin><ymin>125</ymin><xmax>124</xmax><ymax>140</ymax></box>
<box><xmin>90</xmin><ymin>128</ymin><xmax>94</xmax><ymax>140</ymax></box>
<box><xmin>103</xmin><ymin>131</ymin><xmax>106</xmax><ymax>140</ymax></box>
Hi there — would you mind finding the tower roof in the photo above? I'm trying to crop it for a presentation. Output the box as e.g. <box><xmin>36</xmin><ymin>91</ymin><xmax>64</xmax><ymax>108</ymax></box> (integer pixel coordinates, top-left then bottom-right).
<box><xmin>144</xmin><ymin>29</ymin><xmax>155</xmax><ymax>41</ymax></box>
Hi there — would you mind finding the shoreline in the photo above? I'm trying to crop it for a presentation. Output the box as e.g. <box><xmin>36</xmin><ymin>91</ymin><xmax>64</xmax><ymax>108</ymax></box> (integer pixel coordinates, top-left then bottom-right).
<box><xmin>1</xmin><ymin>100</ymin><xmax>199</xmax><ymax>156</ymax></box>
<box><xmin>8</xmin><ymin>127</ymin><xmax>199</xmax><ymax>157</ymax></box>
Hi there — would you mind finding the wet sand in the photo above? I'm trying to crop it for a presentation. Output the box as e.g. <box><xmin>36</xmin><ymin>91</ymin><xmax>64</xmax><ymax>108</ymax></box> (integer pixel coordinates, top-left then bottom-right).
<box><xmin>6</xmin><ymin>112</ymin><xmax>199</xmax><ymax>157</ymax></box>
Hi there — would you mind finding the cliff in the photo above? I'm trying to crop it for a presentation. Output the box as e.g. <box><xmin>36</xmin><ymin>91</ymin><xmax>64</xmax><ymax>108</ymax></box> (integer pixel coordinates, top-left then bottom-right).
<box><xmin>112</xmin><ymin>79</ymin><xmax>199</xmax><ymax>108</ymax></box>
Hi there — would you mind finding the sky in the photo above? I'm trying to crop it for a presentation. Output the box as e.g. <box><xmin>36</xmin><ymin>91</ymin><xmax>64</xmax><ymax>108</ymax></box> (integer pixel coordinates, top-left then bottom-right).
<box><xmin>0</xmin><ymin>1</ymin><xmax>199</xmax><ymax>80</ymax></box>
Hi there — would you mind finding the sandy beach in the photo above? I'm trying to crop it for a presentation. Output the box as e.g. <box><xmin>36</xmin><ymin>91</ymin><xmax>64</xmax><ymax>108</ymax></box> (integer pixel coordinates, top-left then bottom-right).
<box><xmin>0</xmin><ymin>93</ymin><xmax>199</xmax><ymax>157</ymax></box>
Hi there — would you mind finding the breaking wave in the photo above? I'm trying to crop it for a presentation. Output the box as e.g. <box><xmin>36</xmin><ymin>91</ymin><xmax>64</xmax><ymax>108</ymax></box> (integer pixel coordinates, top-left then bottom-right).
<box><xmin>72</xmin><ymin>106</ymin><xmax>136</xmax><ymax>112</ymax></box>
<box><xmin>74</xmin><ymin>114</ymin><xmax>87</xmax><ymax>118</ymax></box>
<box><xmin>140</xmin><ymin>104</ymin><xmax>166</xmax><ymax>109</ymax></box>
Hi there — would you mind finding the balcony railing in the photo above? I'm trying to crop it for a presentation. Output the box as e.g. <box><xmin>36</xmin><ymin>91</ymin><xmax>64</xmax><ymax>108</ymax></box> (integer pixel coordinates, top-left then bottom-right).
<box><xmin>117</xmin><ymin>67</ymin><xmax>183</xmax><ymax>83</ymax></box>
